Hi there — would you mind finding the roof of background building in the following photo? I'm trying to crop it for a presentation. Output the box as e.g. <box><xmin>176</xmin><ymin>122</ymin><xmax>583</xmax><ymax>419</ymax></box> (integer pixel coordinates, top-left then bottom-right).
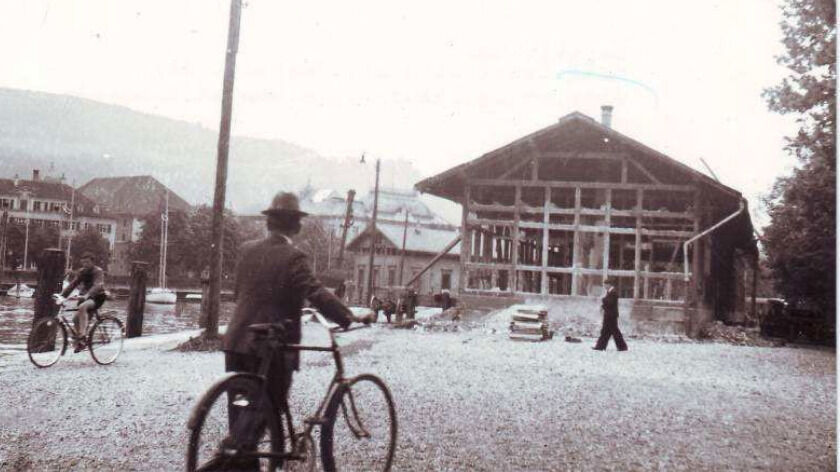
<box><xmin>78</xmin><ymin>175</ymin><xmax>191</xmax><ymax>216</ymax></box>
<box><xmin>347</xmin><ymin>221</ymin><xmax>461</xmax><ymax>255</ymax></box>
<box><xmin>0</xmin><ymin>177</ymin><xmax>103</xmax><ymax>217</ymax></box>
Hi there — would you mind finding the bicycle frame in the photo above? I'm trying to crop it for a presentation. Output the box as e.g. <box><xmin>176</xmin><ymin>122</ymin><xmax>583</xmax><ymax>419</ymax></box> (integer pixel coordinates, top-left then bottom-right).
<box><xmin>237</xmin><ymin>311</ymin><xmax>367</xmax><ymax>463</ymax></box>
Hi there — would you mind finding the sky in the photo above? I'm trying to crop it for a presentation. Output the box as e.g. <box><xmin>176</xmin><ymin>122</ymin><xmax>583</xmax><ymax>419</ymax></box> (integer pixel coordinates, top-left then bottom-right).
<box><xmin>1</xmin><ymin>0</ymin><xmax>798</xmax><ymax>229</ymax></box>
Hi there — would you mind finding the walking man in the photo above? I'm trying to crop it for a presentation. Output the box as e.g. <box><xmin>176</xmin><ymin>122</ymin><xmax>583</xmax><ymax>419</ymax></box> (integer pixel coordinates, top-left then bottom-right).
<box><xmin>593</xmin><ymin>277</ymin><xmax>628</xmax><ymax>351</ymax></box>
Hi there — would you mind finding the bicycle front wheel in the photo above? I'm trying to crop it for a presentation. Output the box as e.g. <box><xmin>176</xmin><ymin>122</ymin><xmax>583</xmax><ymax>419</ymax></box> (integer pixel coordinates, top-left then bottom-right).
<box><xmin>320</xmin><ymin>374</ymin><xmax>397</xmax><ymax>472</ymax></box>
<box><xmin>27</xmin><ymin>317</ymin><xmax>66</xmax><ymax>368</ymax></box>
<box><xmin>88</xmin><ymin>315</ymin><xmax>124</xmax><ymax>365</ymax></box>
<box><xmin>186</xmin><ymin>374</ymin><xmax>284</xmax><ymax>472</ymax></box>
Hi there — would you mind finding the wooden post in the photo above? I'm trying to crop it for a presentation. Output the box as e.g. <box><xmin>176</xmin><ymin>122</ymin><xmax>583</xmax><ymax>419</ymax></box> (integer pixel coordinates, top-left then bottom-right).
<box><xmin>126</xmin><ymin>261</ymin><xmax>148</xmax><ymax>338</ymax></box>
<box><xmin>207</xmin><ymin>0</ymin><xmax>242</xmax><ymax>338</ymax></box>
<box><xmin>33</xmin><ymin>249</ymin><xmax>65</xmax><ymax>325</ymax></box>
<box><xmin>571</xmin><ymin>187</ymin><xmax>581</xmax><ymax>295</ymax></box>
<box><xmin>459</xmin><ymin>185</ymin><xmax>471</xmax><ymax>293</ymax></box>
<box><xmin>634</xmin><ymin>189</ymin><xmax>643</xmax><ymax>299</ymax></box>
<box><xmin>541</xmin><ymin>186</ymin><xmax>550</xmax><ymax>295</ymax></box>
<box><xmin>602</xmin><ymin>188</ymin><xmax>612</xmax><ymax>281</ymax></box>
<box><xmin>512</xmin><ymin>185</ymin><xmax>521</xmax><ymax>293</ymax></box>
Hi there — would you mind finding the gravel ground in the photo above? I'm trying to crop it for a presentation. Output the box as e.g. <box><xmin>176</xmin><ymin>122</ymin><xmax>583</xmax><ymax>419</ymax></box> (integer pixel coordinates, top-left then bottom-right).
<box><xmin>0</xmin><ymin>322</ymin><xmax>835</xmax><ymax>471</ymax></box>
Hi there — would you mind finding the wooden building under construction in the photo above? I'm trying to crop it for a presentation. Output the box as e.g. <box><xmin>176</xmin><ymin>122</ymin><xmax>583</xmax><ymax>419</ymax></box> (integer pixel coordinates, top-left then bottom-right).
<box><xmin>416</xmin><ymin>107</ymin><xmax>757</xmax><ymax>335</ymax></box>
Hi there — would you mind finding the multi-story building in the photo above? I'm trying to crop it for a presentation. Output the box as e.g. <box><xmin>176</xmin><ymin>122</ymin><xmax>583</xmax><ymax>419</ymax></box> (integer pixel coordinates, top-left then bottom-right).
<box><xmin>78</xmin><ymin>175</ymin><xmax>191</xmax><ymax>276</ymax></box>
<box><xmin>0</xmin><ymin>170</ymin><xmax>117</xmax><ymax>270</ymax></box>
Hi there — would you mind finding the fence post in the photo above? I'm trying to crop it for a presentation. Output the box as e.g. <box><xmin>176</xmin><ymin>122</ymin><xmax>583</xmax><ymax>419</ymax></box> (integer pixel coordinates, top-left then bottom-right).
<box><xmin>126</xmin><ymin>261</ymin><xmax>148</xmax><ymax>338</ymax></box>
<box><xmin>33</xmin><ymin>249</ymin><xmax>65</xmax><ymax>322</ymax></box>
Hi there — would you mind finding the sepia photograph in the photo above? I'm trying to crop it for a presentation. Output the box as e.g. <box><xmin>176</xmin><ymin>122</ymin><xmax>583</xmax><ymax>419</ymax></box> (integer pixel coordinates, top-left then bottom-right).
<box><xmin>0</xmin><ymin>0</ymin><xmax>835</xmax><ymax>470</ymax></box>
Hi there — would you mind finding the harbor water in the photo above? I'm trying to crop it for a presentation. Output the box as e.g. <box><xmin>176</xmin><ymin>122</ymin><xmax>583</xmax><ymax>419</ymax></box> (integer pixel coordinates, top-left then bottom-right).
<box><xmin>0</xmin><ymin>295</ymin><xmax>236</xmax><ymax>347</ymax></box>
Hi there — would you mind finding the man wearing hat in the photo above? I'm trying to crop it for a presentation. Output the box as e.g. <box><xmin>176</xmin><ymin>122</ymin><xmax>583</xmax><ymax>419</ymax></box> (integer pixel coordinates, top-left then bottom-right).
<box><xmin>223</xmin><ymin>191</ymin><xmax>370</xmax><ymax>454</ymax></box>
<box><xmin>593</xmin><ymin>277</ymin><xmax>628</xmax><ymax>351</ymax></box>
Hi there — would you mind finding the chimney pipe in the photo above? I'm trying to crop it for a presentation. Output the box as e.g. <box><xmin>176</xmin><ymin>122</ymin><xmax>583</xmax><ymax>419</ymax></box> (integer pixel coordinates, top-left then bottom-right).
<box><xmin>32</xmin><ymin>169</ymin><xmax>40</xmax><ymax>181</ymax></box>
<box><xmin>600</xmin><ymin>105</ymin><xmax>613</xmax><ymax>128</ymax></box>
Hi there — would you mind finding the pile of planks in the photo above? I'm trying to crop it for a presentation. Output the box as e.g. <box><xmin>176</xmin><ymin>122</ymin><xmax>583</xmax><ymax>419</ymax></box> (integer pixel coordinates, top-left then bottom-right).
<box><xmin>509</xmin><ymin>305</ymin><xmax>552</xmax><ymax>342</ymax></box>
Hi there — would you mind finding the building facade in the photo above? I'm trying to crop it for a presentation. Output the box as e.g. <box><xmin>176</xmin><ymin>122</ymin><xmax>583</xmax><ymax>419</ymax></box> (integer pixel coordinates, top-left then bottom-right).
<box><xmin>0</xmin><ymin>170</ymin><xmax>117</xmax><ymax>270</ymax></box>
<box><xmin>416</xmin><ymin>108</ymin><xmax>757</xmax><ymax>335</ymax></box>
<box><xmin>345</xmin><ymin>222</ymin><xmax>461</xmax><ymax>304</ymax></box>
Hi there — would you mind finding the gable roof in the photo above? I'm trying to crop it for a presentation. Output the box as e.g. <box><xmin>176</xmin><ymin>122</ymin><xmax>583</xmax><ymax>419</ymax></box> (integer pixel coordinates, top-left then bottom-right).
<box><xmin>416</xmin><ymin>111</ymin><xmax>742</xmax><ymax>204</ymax></box>
<box><xmin>0</xmin><ymin>178</ymin><xmax>102</xmax><ymax>217</ymax></box>
<box><xmin>78</xmin><ymin>175</ymin><xmax>191</xmax><ymax>216</ymax></box>
<box><xmin>346</xmin><ymin>221</ymin><xmax>461</xmax><ymax>255</ymax></box>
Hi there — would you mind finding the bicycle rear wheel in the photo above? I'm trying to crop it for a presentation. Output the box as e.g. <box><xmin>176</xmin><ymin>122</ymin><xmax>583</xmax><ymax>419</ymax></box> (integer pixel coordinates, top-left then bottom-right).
<box><xmin>320</xmin><ymin>374</ymin><xmax>397</xmax><ymax>472</ymax></box>
<box><xmin>187</xmin><ymin>374</ymin><xmax>284</xmax><ymax>472</ymax></box>
<box><xmin>27</xmin><ymin>317</ymin><xmax>66</xmax><ymax>368</ymax></box>
<box><xmin>88</xmin><ymin>315</ymin><xmax>124</xmax><ymax>365</ymax></box>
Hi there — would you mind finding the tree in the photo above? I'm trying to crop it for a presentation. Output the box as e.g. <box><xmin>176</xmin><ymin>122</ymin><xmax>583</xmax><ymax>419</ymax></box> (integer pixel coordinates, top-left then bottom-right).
<box><xmin>294</xmin><ymin>218</ymin><xmax>334</xmax><ymax>276</ymax></box>
<box><xmin>69</xmin><ymin>227</ymin><xmax>110</xmax><ymax>270</ymax></box>
<box><xmin>186</xmin><ymin>205</ymin><xmax>243</xmax><ymax>280</ymax></box>
<box><xmin>762</xmin><ymin>0</ymin><xmax>836</xmax><ymax>314</ymax></box>
<box><xmin>4</xmin><ymin>223</ymin><xmax>60</xmax><ymax>270</ymax></box>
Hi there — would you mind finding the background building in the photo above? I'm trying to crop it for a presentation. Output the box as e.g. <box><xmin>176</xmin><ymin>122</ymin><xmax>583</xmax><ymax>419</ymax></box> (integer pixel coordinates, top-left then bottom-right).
<box><xmin>78</xmin><ymin>175</ymin><xmax>191</xmax><ymax>276</ymax></box>
<box><xmin>416</xmin><ymin>107</ymin><xmax>757</xmax><ymax>335</ymax></box>
<box><xmin>0</xmin><ymin>169</ymin><xmax>117</xmax><ymax>270</ymax></box>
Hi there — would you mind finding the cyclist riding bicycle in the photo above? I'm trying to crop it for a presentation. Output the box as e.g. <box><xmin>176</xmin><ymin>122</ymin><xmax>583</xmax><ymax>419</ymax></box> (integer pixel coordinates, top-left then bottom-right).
<box><xmin>222</xmin><ymin>191</ymin><xmax>372</xmax><ymax>470</ymax></box>
<box><xmin>55</xmin><ymin>252</ymin><xmax>107</xmax><ymax>352</ymax></box>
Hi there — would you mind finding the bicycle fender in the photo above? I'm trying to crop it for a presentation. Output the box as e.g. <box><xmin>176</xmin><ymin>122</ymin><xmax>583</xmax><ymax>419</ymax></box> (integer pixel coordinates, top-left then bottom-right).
<box><xmin>186</xmin><ymin>372</ymin><xmax>263</xmax><ymax>430</ymax></box>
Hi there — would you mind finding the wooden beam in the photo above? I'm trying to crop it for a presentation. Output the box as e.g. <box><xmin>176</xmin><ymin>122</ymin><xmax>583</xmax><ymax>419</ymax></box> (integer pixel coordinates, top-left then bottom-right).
<box><xmin>512</xmin><ymin>186</ymin><xmax>521</xmax><ymax>293</ymax></box>
<box><xmin>538</xmin><ymin>151</ymin><xmax>627</xmax><ymax>160</ymax></box>
<box><xmin>628</xmin><ymin>159</ymin><xmax>662</xmax><ymax>184</ymax></box>
<box><xmin>468</xmin><ymin>178</ymin><xmax>693</xmax><ymax>192</ymax></box>
<box><xmin>634</xmin><ymin>189</ymin><xmax>643</xmax><ymax>299</ymax></box>
<box><xmin>403</xmin><ymin>235</ymin><xmax>461</xmax><ymax>288</ymax></box>
<box><xmin>496</xmin><ymin>158</ymin><xmax>533</xmax><ymax>180</ymax></box>
<box><xmin>602</xmin><ymin>188</ymin><xmax>611</xmax><ymax>280</ymax></box>
<box><xmin>541</xmin><ymin>186</ymin><xmax>550</xmax><ymax>295</ymax></box>
<box><xmin>621</xmin><ymin>158</ymin><xmax>628</xmax><ymax>183</ymax></box>
<box><xmin>459</xmin><ymin>185</ymin><xmax>471</xmax><ymax>293</ymax></box>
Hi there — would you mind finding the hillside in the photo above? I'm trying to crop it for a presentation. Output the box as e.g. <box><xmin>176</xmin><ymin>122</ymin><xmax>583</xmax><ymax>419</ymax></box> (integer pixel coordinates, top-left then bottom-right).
<box><xmin>0</xmin><ymin>88</ymin><xmax>422</xmax><ymax>214</ymax></box>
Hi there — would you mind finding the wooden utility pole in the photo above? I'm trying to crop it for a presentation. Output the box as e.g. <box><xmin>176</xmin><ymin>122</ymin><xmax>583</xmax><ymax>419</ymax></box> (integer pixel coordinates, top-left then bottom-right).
<box><xmin>206</xmin><ymin>0</ymin><xmax>242</xmax><ymax>338</ymax></box>
<box><xmin>365</xmin><ymin>160</ymin><xmax>381</xmax><ymax>304</ymax></box>
<box><xmin>398</xmin><ymin>210</ymin><xmax>409</xmax><ymax>285</ymax></box>
<box><xmin>336</xmin><ymin>189</ymin><xmax>356</xmax><ymax>267</ymax></box>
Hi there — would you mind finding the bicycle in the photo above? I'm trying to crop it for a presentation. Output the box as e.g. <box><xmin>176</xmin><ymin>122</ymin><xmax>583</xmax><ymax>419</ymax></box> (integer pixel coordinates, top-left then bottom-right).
<box><xmin>186</xmin><ymin>310</ymin><xmax>397</xmax><ymax>472</ymax></box>
<box><xmin>26</xmin><ymin>294</ymin><xmax>125</xmax><ymax>368</ymax></box>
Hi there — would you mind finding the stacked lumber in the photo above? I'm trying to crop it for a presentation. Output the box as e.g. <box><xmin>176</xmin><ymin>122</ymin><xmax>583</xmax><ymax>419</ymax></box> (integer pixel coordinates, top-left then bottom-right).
<box><xmin>509</xmin><ymin>305</ymin><xmax>552</xmax><ymax>342</ymax></box>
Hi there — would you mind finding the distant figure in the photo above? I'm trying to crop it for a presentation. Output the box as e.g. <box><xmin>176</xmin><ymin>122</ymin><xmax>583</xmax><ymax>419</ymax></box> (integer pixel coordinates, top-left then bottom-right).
<box><xmin>593</xmin><ymin>278</ymin><xmax>628</xmax><ymax>351</ymax></box>
<box><xmin>382</xmin><ymin>298</ymin><xmax>396</xmax><ymax>323</ymax></box>
<box><xmin>370</xmin><ymin>294</ymin><xmax>382</xmax><ymax>322</ymax></box>
<box><xmin>406</xmin><ymin>288</ymin><xmax>418</xmax><ymax>320</ymax></box>
<box><xmin>440</xmin><ymin>289</ymin><xmax>452</xmax><ymax>311</ymax></box>
<box><xmin>335</xmin><ymin>280</ymin><xmax>346</xmax><ymax>301</ymax></box>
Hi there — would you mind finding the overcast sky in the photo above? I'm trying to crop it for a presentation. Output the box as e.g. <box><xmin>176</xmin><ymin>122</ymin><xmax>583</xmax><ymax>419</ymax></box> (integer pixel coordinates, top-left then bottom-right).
<box><xmin>2</xmin><ymin>0</ymin><xmax>796</xmax><ymax>228</ymax></box>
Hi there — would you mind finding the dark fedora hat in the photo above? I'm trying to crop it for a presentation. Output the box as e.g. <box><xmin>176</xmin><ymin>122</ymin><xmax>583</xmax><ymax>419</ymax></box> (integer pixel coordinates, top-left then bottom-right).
<box><xmin>262</xmin><ymin>191</ymin><xmax>309</xmax><ymax>217</ymax></box>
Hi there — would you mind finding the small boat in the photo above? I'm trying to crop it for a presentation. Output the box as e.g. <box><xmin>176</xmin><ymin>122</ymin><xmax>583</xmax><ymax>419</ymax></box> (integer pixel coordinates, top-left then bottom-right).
<box><xmin>184</xmin><ymin>293</ymin><xmax>202</xmax><ymax>302</ymax></box>
<box><xmin>6</xmin><ymin>283</ymin><xmax>35</xmax><ymax>298</ymax></box>
<box><xmin>147</xmin><ymin>287</ymin><xmax>177</xmax><ymax>304</ymax></box>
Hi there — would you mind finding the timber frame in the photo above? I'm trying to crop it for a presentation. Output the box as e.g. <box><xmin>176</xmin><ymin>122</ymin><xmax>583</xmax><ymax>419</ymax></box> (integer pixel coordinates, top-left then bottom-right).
<box><xmin>417</xmin><ymin>111</ymin><xmax>756</xmax><ymax>317</ymax></box>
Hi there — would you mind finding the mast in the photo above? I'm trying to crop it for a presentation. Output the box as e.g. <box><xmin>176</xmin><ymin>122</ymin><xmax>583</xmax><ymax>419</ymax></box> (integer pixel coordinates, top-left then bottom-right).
<box><xmin>161</xmin><ymin>190</ymin><xmax>170</xmax><ymax>289</ymax></box>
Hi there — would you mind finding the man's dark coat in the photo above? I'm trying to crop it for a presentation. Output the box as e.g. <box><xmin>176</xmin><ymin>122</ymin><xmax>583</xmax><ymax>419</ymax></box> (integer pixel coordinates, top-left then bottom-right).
<box><xmin>594</xmin><ymin>286</ymin><xmax>628</xmax><ymax>351</ymax></box>
<box><xmin>223</xmin><ymin>233</ymin><xmax>354</xmax><ymax>366</ymax></box>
